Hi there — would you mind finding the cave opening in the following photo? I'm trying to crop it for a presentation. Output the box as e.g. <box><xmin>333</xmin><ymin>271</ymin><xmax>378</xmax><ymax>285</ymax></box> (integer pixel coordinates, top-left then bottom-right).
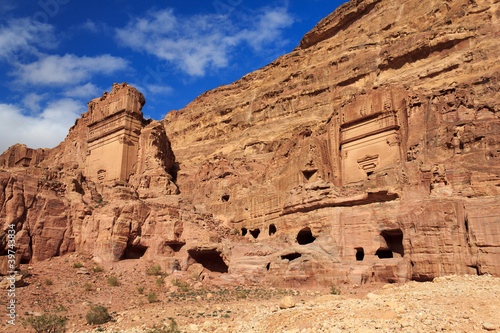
<box><xmin>221</xmin><ymin>195</ymin><xmax>230</xmax><ymax>202</ymax></box>
<box><xmin>187</xmin><ymin>249</ymin><xmax>229</xmax><ymax>273</ymax></box>
<box><xmin>375</xmin><ymin>248</ymin><xmax>394</xmax><ymax>259</ymax></box>
<box><xmin>269</xmin><ymin>224</ymin><xmax>277</xmax><ymax>236</ymax></box>
<box><xmin>302</xmin><ymin>170</ymin><xmax>317</xmax><ymax>181</ymax></box>
<box><xmin>167</xmin><ymin>242</ymin><xmax>185</xmax><ymax>253</ymax></box>
<box><xmin>281</xmin><ymin>253</ymin><xmax>302</xmax><ymax>261</ymax></box>
<box><xmin>380</xmin><ymin>229</ymin><xmax>404</xmax><ymax>257</ymax></box>
<box><xmin>20</xmin><ymin>257</ymin><xmax>30</xmax><ymax>265</ymax></box>
<box><xmin>412</xmin><ymin>274</ymin><xmax>434</xmax><ymax>282</ymax></box>
<box><xmin>266</xmin><ymin>263</ymin><xmax>270</xmax><ymax>271</ymax></box>
<box><xmin>122</xmin><ymin>244</ymin><xmax>148</xmax><ymax>260</ymax></box>
<box><xmin>250</xmin><ymin>229</ymin><xmax>260</xmax><ymax>239</ymax></box>
<box><xmin>355</xmin><ymin>247</ymin><xmax>365</xmax><ymax>261</ymax></box>
<box><xmin>241</xmin><ymin>228</ymin><xmax>247</xmax><ymax>236</ymax></box>
<box><xmin>297</xmin><ymin>227</ymin><xmax>316</xmax><ymax>245</ymax></box>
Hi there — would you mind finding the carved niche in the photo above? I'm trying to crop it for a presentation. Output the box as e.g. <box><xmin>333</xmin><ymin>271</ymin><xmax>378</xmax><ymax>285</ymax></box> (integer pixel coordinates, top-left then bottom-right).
<box><xmin>338</xmin><ymin>90</ymin><xmax>405</xmax><ymax>185</ymax></box>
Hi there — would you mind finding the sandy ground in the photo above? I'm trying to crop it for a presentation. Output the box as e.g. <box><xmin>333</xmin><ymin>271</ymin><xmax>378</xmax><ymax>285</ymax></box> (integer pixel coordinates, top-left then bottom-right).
<box><xmin>1</xmin><ymin>253</ymin><xmax>499</xmax><ymax>333</ymax></box>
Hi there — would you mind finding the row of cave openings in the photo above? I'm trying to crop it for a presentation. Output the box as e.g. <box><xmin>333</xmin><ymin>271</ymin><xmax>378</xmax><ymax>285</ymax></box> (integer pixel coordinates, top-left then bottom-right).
<box><xmin>356</xmin><ymin>229</ymin><xmax>404</xmax><ymax>261</ymax></box>
<box><xmin>120</xmin><ymin>227</ymin><xmax>403</xmax><ymax>275</ymax></box>
<box><xmin>121</xmin><ymin>241</ymin><xmax>229</xmax><ymax>274</ymax></box>
<box><xmin>241</xmin><ymin>225</ymin><xmax>317</xmax><ymax>245</ymax></box>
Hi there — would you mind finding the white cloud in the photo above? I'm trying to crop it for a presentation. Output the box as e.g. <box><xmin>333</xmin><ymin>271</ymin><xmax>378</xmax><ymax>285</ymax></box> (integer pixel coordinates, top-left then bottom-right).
<box><xmin>0</xmin><ymin>98</ymin><xmax>83</xmax><ymax>152</ymax></box>
<box><xmin>22</xmin><ymin>93</ymin><xmax>47</xmax><ymax>113</ymax></box>
<box><xmin>15</xmin><ymin>54</ymin><xmax>129</xmax><ymax>85</ymax></box>
<box><xmin>82</xmin><ymin>19</ymin><xmax>99</xmax><ymax>33</ymax></box>
<box><xmin>115</xmin><ymin>7</ymin><xmax>293</xmax><ymax>76</ymax></box>
<box><xmin>0</xmin><ymin>18</ymin><xmax>57</xmax><ymax>60</ymax></box>
<box><xmin>146</xmin><ymin>84</ymin><xmax>172</xmax><ymax>95</ymax></box>
<box><xmin>238</xmin><ymin>7</ymin><xmax>293</xmax><ymax>50</ymax></box>
<box><xmin>64</xmin><ymin>82</ymin><xmax>100</xmax><ymax>99</ymax></box>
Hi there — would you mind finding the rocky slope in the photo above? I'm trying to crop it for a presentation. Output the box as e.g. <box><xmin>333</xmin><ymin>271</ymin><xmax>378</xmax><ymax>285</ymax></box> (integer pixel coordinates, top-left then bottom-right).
<box><xmin>2</xmin><ymin>255</ymin><xmax>498</xmax><ymax>333</ymax></box>
<box><xmin>1</xmin><ymin>0</ymin><xmax>499</xmax><ymax>290</ymax></box>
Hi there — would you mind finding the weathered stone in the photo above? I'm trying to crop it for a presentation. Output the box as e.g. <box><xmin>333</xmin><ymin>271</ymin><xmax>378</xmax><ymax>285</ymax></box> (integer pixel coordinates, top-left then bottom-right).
<box><xmin>0</xmin><ymin>274</ymin><xmax>24</xmax><ymax>289</ymax></box>
<box><xmin>85</xmin><ymin>83</ymin><xmax>145</xmax><ymax>184</ymax></box>
<box><xmin>0</xmin><ymin>0</ymin><xmax>499</xmax><ymax>288</ymax></box>
<box><xmin>279</xmin><ymin>296</ymin><xmax>296</xmax><ymax>309</ymax></box>
<box><xmin>187</xmin><ymin>263</ymin><xmax>204</xmax><ymax>280</ymax></box>
<box><xmin>483</xmin><ymin>322</ymin><xmax>499</xmax><ymax>331</ymax></box>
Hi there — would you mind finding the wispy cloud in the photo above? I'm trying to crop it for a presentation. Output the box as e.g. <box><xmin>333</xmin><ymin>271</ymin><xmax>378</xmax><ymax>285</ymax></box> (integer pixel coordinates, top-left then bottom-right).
<box><xmin>63</xmin><ymin>82</ymin><xmax>100</xmax><ymax>99</ymax></box>
<box><xmin>146</xmin><ymin>84</ymin><xmax>172</xmax><ymax>95</ymax></box>
<box><xmin>0</xmin><ymin>18</ymin><xmax>57</xmax><ymax>60</ymax></box>
<box><xmin>22</xmin><ymin>93</ymin><xmax>47</xmax><ymax>113</ymax></box>
<box><xmin>115</xmin><ymin>7</ymin><xmax>294</xmax><ymax>76</ymax></box>
<box><xmin>81</xmin><ymin>19</ymin><xmax>99</xmax><ymax>33</ymax></box>
<box><xmin>14</xmin><ymin>54</ymin><xmax>129</xmax><ymax>86</ymax></box>
<box><xmin>0</xmin><ymin>99</ymin><xmax>84</xmax><ymax>152</ymax></box>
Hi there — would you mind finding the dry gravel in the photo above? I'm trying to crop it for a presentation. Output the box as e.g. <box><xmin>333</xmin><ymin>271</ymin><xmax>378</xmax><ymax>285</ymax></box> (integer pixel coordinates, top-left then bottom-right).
<box><xmin>1</xmin><ymin>253</ymin><xmax>498</xmax><ymax>333</ymax></box>
<box><xmin>81</xmin><ymin>275</ymin><xmax>499</xmax><ymax>333</ymax></box>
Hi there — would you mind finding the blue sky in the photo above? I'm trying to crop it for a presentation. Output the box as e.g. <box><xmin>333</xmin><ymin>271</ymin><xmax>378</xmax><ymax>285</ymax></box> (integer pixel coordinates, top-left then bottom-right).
<box><xmin>0</xmin><ymin>0</ymin><xmax>346</xmax><ymax>152</ymax></box>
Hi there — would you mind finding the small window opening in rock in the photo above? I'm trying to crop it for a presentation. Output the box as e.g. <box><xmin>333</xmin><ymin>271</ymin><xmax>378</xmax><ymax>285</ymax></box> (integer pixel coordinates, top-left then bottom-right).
<box><xmin>412</xmin><ymin>274</ymin><xmax>434</xmax><ymax>282</ymax></box>
<box><xmin>167</xmin><ymin>242</ymin><xmax>185</xmax><ymax>252</ymax></box>
<box><xmin>468</xmin><ymin>265</ymin><xmax>480</xmax><ymax>275</ymax></box>
<box><xmin>221</xmin><ymin>195</ymin><xmax>230</xmax><ymax>202</ymax></box>
<box><xmin>266</xmin><ymin>263</ymin><xmax>270</xmax><ymax>271</ymax></box>
<box><xmin>269</xmin><ymin>224</ymin><xmax>277</xmax><ymax>236</ymax></box>
<box><xmin>375</xmin><ymin>248</ymin><xmax>393</xmax><ymax>259</ymax></box>
<box><xmin>187</xmin><ymin>249</ymin><xmax>229</xmax><ymax>273</ymax></box>
<box><xmin>281</xmin><ymin>253</ymin><xmax>302</xmax><ymax>261</ymax></box>
<box><xmin>241</xmin><ymin>228</ymin><xmax>248</xmax><ymax>236</ymax></box>
<box><xmin>122</xmin><ymin>244</ymin><xmax>148</xmax><ymax>260</ymax></box>
<box><xmin>20</xmin><ymin>257</ymin><xmax>31</xmax><ymax>265</ymax></box>
<box><xmin>355</xmin><ymin>247</ymin><xmax>365</xmax><ymax>261</ymax></box>
<box><xmin>250</xmin><ymin>229</ymin><xmax>260</xmax><ymax>239</ymax></box>
<box><xmin>297</xmin><ymin>227</ymin><xmax>316</xmax><ymax>245</ymax></box>
<box><xmin>302</xmin><ymin>170</ymin><xmax>317</xmax><ymax>181</ymax></box>
<box><xmin>380</xmin><ymin>229</ymin><xmax>404</xmax><ymax>257</ymax></box>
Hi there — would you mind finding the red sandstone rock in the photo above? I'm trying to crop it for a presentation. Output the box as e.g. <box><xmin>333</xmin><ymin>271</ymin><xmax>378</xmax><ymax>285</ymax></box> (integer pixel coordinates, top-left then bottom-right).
<box><xmin>1</xmin><ymin>0</ymin><xmax>499</xmax><ymax>287</ymax></box>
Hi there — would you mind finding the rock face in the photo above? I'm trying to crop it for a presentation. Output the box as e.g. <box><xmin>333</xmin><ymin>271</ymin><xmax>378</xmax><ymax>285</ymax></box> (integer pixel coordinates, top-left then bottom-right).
<box><xmin>1</xmin><ymin>0</ymin><xmax>500</xmax><ymax>286</ymax></box>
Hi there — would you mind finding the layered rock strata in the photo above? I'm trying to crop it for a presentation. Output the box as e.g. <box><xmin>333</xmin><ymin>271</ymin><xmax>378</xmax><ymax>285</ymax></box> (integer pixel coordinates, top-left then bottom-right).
<box><xmin>1</xmin><ymin>0</ymin><xmax>499</xmax><ymax>287</ymax></box>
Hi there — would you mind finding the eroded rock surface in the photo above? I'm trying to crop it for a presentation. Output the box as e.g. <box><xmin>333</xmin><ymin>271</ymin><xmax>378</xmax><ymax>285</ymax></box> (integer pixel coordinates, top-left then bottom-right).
<box><xmin>1</xmin><ymin>0</ymin><xmax>499</xmax><ymax>287</ymax></box>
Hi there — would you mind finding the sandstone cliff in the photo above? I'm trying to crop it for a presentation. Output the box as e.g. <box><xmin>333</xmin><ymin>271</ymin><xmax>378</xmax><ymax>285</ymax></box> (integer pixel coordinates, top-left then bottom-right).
<box><xmin>1</xmin><ymin>0</ymin><xmax>499</xmax><ymax>287</ymax></box>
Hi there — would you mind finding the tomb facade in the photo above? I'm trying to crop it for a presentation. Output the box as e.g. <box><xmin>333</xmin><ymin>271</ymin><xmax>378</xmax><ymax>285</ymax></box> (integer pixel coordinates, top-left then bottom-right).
<box><xmin>84</xmin><ymin>83</ymin><xmax>145</xmax><ymax>183</ymax></box>
<box><xmin>337</xmin><ymin>90</ymin><xmax>406</xmax><ymax>185</ymax></box>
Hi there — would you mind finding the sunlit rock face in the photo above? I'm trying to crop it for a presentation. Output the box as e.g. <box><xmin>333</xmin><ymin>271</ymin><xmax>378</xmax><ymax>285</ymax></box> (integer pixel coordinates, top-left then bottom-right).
<box><xmin>1</xmin><ymin>0</ymin><xmax>499</xmax><ymax>286</ymax></box>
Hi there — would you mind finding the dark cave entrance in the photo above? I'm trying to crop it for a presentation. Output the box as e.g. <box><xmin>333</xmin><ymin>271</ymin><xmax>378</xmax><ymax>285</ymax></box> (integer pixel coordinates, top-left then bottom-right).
<box><xmin>281</xmin><ymin>253</ymin><xmax>302</xmax><ymax>261</ymax></box>
<box><xmin>187</xmin><ymin>249</ymin><xmax>229</xmax><ymax>273</ymax></box>
<box><xmin>355</xmin><ymin>247</ymin><xmax>365</xmax><ymax>261</ymax></box>
<box><xmin>122</xmin><ymin>244</ymin><xmax>148</xmax><ymax>260</ymax></box>
<box><xmin>375</xmin><ymin>248</ymin><xmax>394</xmax><ymax>259</ymax></box>
<box><xmin>241</xmin><ymin>228</ymin><xmax>248</xmax><ymax>236</ymax></box>
<box><xmin>302</xmin><ymin>169</ymin><xmax>317</xmax><ymax>181</ymax></box>
<box><xmin>249</xmin><ymin>229</ymin><xmax>260</xmax><ymax>239</ymax></box>
<box><xmin>166</xmin><ymin>242</ymin><xmax>185</xmax><ymax>253</ymax></box>
<box><xmin>297</xmin><ymin>227</ymin><xmax>316</xmax><ymax>245</ymax></box>
<box><xmin>380</xmin><ymin>229</ymin><xmax>404</xmax><ymax>257</ymax></box>
<box><xmin>269</xmin><ymin>224</ymin><xmax>277</xmax><ymax>236</ymax></box>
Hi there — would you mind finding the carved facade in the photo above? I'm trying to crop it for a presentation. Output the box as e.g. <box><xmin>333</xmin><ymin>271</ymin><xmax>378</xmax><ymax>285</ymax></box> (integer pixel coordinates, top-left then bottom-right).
<box><xmin>84</xmin><ymin>83</ymin><xmax>145</xmax><ymax>183</ymax></box>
